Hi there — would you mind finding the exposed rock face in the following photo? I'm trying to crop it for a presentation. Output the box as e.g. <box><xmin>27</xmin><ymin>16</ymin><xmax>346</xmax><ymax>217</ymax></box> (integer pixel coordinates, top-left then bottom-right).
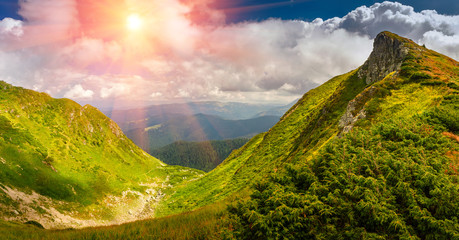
<box><xmin>358</xmin><ymin>31</ymin><xmax>409</xmax><ymax>84</ymax></box>
<box><xmin>339</xmin><ymin>86</ymin><xmax>377</xmax><ymax>135</ymax></box>
<box><xmin>341</xmin><ymin>31</ymin><xmax>411</xmax><ymax>134</ymax></box>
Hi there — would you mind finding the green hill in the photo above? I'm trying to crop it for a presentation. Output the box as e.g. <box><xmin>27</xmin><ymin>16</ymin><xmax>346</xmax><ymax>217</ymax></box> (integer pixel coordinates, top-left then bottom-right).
<box><xmin>0</xmin><ymin>82</ymin><xmax>203</xmax><ymax>228</ymax></box>
<box><xmin>150</xmin><ymin>139</ymin><xmax>249</xmax><ymax>172</ymax></box>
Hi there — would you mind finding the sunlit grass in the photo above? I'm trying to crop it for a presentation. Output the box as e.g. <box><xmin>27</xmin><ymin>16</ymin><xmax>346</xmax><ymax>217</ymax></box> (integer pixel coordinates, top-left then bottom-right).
<box><xmin>0</xmin><ymin>201</ymin><xmax>230</xmax><ymax>240</ymax></box>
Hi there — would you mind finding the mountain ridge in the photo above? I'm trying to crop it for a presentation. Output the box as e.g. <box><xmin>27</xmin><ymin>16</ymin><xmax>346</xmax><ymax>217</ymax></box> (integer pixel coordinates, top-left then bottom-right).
<box><xmin>155</xmin><ymin>31</ymin><xmax>459</xmax><ymax>226</ymax></box>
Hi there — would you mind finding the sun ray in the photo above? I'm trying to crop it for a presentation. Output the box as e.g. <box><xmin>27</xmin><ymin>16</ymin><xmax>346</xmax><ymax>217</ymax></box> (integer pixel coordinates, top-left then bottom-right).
<box><xmin>218</xmin><ymin>0</ymin><xmax>311</xmax><ymax>14</ymax></box>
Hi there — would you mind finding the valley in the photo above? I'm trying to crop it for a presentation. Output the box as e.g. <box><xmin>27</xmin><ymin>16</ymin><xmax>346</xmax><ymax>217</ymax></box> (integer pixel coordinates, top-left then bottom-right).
<box><xmin>0</xmin><ymin>31</ymin><xmax>458</xmax><ymax>239</ymax></box>
<box><xmin>150</xmin><ymin>138</ymin><xmax>249</xmax><ymax>172</ymax></box>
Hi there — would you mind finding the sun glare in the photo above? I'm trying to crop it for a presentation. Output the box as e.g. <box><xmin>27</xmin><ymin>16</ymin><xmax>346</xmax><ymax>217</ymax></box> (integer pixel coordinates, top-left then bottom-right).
<box><xmin>126</xmin><ymin>14</ymin><xmax>143</xmax><ymax>31</ymax></box>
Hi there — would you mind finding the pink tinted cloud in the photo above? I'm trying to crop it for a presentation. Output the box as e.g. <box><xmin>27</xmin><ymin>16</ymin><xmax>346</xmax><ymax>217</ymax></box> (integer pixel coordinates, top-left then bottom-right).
<box><xmin>18</xmin><ymin>0</ymin><xmax>79</xmax><ymax>48</ymax></box>
<box><xmin>0</xmin><ymin>1</ymin><xmax>458</xmax><ymax>107</ymax></box>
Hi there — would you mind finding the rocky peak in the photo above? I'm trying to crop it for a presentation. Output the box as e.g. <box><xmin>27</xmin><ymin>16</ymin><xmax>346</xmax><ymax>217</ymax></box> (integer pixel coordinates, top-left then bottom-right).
<box><xmin>358</xmin><ymin>31</ymin><xmax>409</xmax><ymax>84</ymax></box>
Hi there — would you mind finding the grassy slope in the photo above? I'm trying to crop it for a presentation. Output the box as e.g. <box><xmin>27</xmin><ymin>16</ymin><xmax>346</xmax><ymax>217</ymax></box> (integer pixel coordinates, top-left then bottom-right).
<box><xmin>0</xmin><ymin>202</ymin><xmax>229</xmax><ymax>240</ymax></box>
<box><xmin>157</xmin><ymin>32</ymin><xmax>459</xmax><ymax>217</ymax></box>
<box><xmin>228</xmin><ymin>34</ymin><xmax>459</xmax><ymax>238</ymax></box>
<box><xmin>156</xmin><ymin>68</ymin><xmax>368</xmax><ymax>216</ymax></box>
<box><xmin>0</xmin><ymin>82</ymin><xmax>203</xmax><ymax>227</ymax></box>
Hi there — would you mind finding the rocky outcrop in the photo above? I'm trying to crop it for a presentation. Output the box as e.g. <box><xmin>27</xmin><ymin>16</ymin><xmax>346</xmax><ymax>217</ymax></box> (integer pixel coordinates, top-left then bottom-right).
<box><xmin>340</xmin><ymin>32</ymin><xmax>412</xmax><ymax>135</ymax></box>
<box><xmin>338</xmin><ymin>86</ymin><xmax>378</xmax><ymax>134</ymax></box>
<box><xmin>358</xmin><ymin>31</ymin><xmax>409</xmax><ymax>84</ymax></box>
<box><xmin>339</xmin><ymin>106</ymin><xmax>366</xmax><ymax>134</ymax></box>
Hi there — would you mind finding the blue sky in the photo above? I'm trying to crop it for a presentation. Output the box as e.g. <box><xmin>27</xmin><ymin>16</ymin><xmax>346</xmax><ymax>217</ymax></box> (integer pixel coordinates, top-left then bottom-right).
<box><xmin>222</xmin><ymin>0</ymin><xmax>459</xmax><ymax>22</ymax></box>
<box><xmin>0</xmin><ymin>0</ymin><xmax>20</xmax><ymax>19</ymax></box>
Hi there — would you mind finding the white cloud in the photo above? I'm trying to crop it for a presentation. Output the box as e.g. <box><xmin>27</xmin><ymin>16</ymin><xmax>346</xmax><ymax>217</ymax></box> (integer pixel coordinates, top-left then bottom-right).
<box><xmin>100</xmin><ymin>84</ymin><xmax>128</xmax><ymax>99</ymax></box>
<box><xmin>188</xmin><ymin>21</ymin><xmax>372</xmax><ymax>95</ymax></box>
<box><xmin>98</xmin><ymin>75</ymin><xmax>150</xmax><ymax>99</ymax></box>
<box><xmin>321</xmin><ymin>1</ymin><xmax>459</xmax><ymax>58</ymax></box>
<box><xmin>420</xmin><ymin>31</ymin><xmax>459</xmax><ymax>60</ymax></box>
<box><xmin>0</xmin><ymin>18</ymin><xmax>23</xmax><ymax>37</ymax></box>
<box><xmin>0</xmin><ymin>1</ymin><xmax>458</xmax><ymax>108</ymax></box>
<box><xmin>150</xmin><ymin>92</ymin><xmax>163</xmax><ymax>98</ymax></box>
<box><xmin>58</xmin><ymin>37</ymin><xmax>123</xmax><ymax>69</ymax></box>
<box><xmin>64</xmin><ymin>84</ymin><xmax>94</xmax><ymax>99</ymax></box>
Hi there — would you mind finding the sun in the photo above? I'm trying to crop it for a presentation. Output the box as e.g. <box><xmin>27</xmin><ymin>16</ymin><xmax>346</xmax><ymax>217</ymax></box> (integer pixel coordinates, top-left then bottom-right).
<box><xmin>126</xmin><ymin>14</ymin><xmax>143</xmax><ymax>31</ymax></box>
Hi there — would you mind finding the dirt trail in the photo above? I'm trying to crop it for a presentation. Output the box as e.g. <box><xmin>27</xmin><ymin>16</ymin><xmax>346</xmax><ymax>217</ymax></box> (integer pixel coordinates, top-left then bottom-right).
<box><xmin>0</xmin><ymin>185</ymin><xmax>165</xmax><ymax>229</ymax></box>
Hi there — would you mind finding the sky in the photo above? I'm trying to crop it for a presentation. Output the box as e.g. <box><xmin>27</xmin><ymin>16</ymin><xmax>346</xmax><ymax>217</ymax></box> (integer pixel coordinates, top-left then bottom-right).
<box><xmin>0</xmin><ymin>0</ymin><xmax>458</xmax><ymax>109</ymax></box>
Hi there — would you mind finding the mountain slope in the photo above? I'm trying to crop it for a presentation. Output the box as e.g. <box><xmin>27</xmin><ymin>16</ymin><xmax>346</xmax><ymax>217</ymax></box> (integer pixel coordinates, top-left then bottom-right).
<box><xmin>150</xmin><ymin>138</ymin><xmax>249</xmax><ymax>172</ymax></box>
<box><xmin>126</xmin><ymin>114</ymin><xmax>279</xmax><ymax>150</ymax></box>
<box><xmin>157</xmin><ymin>66</ymin><xmax>366</xmax><ymax>215</ymax></box>
<box><xmin>0</xmin><ymin>31</ymin><xmax>457</xmax><ymax>239</ymax></box>
<box><xmin>156</xmin><ymin>31</ymin><xmax>459</xmax><ymax>226</ymax></box>
<box><xmin>0</xmin><ymin>82</ymin><xmax>203</xmax><ymax>228</ymax></box>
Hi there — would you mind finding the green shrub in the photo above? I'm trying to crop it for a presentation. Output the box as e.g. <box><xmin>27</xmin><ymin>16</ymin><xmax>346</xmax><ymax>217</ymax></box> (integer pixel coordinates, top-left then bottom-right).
<box><xmin>410</xmin><ymin>72</ymin><xmax>433</xmax><ymax>82</ymax></box>
<box><xmin>447</xmin><ymin>82</ymin><xmax>459</xmax><ymax>90</ymax></box>
<box><xmin>229</xmin><ymin>119</ymin><xmax>459</xmax><ymax>239</ymax></box>
<box><xmin>425</xmin><ymin>106</ymin><xmax>459</xmax><ymax>133</ymax></box>
<box><xmin>425</xmin><ymin>94</ymin><xmax>459</xmax><ymax>133</ymax></box>
<box><xmin>400</xmin><ymin>65</ymin><xmax>417</xmax><ymax>77</ymax></box>
<box><xmin>420</xmin><ymin>80</ymin><xmax>446</xmax><ymax>86</ymax></box>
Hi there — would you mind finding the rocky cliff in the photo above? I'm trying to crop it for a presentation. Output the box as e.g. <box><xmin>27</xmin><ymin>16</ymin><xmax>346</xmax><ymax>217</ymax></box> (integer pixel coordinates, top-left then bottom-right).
<box><xmin>358</xmin><ymin>31</ymin><xmax>409</xmax><ymax>84</ymax></box>
<box><xmin>340</xmin><ymin>31</ymin><xmax>414</xmax><ymax>133</ymax></box>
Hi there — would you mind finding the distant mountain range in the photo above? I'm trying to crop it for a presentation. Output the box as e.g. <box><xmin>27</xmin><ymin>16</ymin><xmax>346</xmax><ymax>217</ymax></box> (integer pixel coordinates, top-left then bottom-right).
<box><xmin>105</xmin><ymin>100</ymin><xmax>296</xmax><ymax>131</ymax></box>
<box><xmin>253</xmin><ymin>100</ymin><xmax>298</xmax><ymax>117</ymax></box>
<box><xmin>104</xmin><ymin>100</ymin><xmax>295</xmax><ymax>155</ymax></box>
<box><xmin>125</xmin><ymin>113</ymin><xmax>279</xmax><ymax>150</ymax></box>
<box><xmin>106</xmin><ymin>101</ymin><xmax>279</xmax><ymax>121</ymax></box>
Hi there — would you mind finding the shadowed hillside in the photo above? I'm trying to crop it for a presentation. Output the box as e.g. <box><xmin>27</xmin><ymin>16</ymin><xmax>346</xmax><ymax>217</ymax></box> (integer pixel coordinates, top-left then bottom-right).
<box><xmin>150</xmin><ymin>138</ymin><xmax>249</xmax><ymax>172</ymax></box>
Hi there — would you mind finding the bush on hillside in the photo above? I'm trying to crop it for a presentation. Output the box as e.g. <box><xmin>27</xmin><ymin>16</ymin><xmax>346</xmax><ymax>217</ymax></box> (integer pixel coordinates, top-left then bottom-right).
<box><xmin>229</xmin><ymin>119</ymin><xmax>459</xmax><ymax>239</ymax></box>
<box><xmin>425</xmin><ymin>94</ymin><xmax>459</xmax><ymax>134</ymax></box>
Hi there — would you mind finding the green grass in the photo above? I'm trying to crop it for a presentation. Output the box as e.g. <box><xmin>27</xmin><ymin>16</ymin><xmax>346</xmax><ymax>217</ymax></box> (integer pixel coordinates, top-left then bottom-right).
<box><xmin>0</xmin><ymin>202</ymin><xmax>230</xmax><ymax>240</ymax></box>
<box><xmin>0</xmin><ymin>81</ymin><xmax>203</xmax><ymax>225</ymax></box>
